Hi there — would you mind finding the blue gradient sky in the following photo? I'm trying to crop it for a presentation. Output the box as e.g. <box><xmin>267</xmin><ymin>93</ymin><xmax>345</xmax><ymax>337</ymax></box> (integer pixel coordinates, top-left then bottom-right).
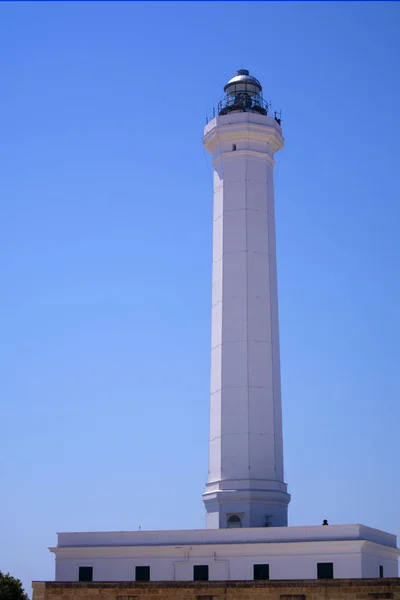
<box><xmin>1</xmin><ymin>1</ymin><xmax>399</xmax><ymax>595</ymax></box>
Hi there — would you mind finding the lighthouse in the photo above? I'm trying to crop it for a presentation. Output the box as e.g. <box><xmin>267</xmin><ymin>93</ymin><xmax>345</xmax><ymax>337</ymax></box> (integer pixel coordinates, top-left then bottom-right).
<box><xmin>40</xmin><ymin>70</ymin><xmax>400</xmax><ymax>592</ymax></box>
<box><xmin>202</xmin><ymin>69</ymin><xmax>290</xmax><ymax>529</ymax></box>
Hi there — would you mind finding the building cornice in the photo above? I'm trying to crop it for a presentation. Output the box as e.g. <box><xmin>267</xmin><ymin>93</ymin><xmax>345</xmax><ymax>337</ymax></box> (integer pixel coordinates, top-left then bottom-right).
<box><xmin>50</xmin><ymin>539</ymin><xmax>370</xmax><ymax>559</ymax></box>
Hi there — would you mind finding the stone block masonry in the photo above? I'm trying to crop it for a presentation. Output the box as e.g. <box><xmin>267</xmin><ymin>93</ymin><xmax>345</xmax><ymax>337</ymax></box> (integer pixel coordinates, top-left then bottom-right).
<box><xmin>32</xmin><ymin>579</ymin><xmax>400</xmax><ymax>600</ymax></box>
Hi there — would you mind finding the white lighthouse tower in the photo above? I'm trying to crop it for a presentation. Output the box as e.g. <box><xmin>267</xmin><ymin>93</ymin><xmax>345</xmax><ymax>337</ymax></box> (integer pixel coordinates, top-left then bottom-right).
<box><xmin>202</xmin><ymin>69</ymin><xmax>290</xmax><ymax>529</ymax></box>
<box><xmin>44</xmin><ymin>70</ymin><xmax>399</xmax><ymax>589</ymax></box>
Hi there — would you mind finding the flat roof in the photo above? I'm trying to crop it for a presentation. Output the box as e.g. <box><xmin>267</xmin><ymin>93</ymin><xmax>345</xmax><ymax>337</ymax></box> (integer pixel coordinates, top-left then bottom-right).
<box><xmin>56</xmin><ymin>524</ymin><xmax>398</xmax><ymax>549</ymax></box>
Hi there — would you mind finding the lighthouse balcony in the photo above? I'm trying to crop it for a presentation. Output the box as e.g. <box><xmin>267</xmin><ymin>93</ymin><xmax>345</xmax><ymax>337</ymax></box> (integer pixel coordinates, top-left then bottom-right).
<box><xmin>218</xmin><ymin>94</ymin><xmax>269</xmax><ymax>116</ymax></box>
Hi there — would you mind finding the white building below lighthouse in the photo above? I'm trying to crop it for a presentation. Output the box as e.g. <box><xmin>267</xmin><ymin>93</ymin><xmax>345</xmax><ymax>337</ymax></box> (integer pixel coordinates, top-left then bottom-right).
<box><xmin>50</xmin><ymin>525</ymin><xmax>399</xmax><ymax>582</ymax></box>
<box><xmin>38</xmin><ymin>70</ymin><xmax>399</xmax><ymax>586</ymax></box>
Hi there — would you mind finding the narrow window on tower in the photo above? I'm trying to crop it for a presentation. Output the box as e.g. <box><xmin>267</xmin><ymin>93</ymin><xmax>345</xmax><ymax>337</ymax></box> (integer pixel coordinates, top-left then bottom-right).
<box><xmin>254</xmin><ymin>564</ymin><xmax>270</xmax><ymax>580</ymax></box>
<box><xmin>227</xmin><ymin>514</ymin><xmax>242</xmax><ymax>528</ymax></box>
<box><xmin>193</xmin><ymin>565</ymin><xmax>209</xmax><ymax>581</ymax></box>
<box><xmin>135</xmin><ymin>566</ymin><xmax>150</xmax><ymax>581</ymax></box>
<box><xmin>232</xmin><ymin>144</ymin><xmax>236</xmax><ymax>151</ymax></box>
<box><xmin>78</xmin><ymin>566</ymin><xmax>93</xmax><ymax>582</ymax></box>
<box><xmin>317</xmin><ymin>563</ymin><xmax>334</xmax><ymax>579</ymax></box>
<box><xmin>379</xmin><ymin>565</ymin><xmax>384</xmax><ymax>578</ymax></box>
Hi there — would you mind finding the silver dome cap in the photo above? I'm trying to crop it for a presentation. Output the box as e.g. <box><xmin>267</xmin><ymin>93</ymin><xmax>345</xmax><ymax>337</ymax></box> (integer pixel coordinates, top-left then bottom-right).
<box><xmin>224</xmin><ymin>69</ymin><xmax>262</xmax><ymax>93</ymax></box>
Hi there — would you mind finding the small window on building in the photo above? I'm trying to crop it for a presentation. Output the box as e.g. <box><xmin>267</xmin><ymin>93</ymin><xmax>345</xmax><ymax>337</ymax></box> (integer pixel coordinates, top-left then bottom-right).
<box><xmin>317</xmin><ymin>562</ymin><xmax>334</xmax><ymax>579</ymax></box>
<box><xmin>227</xmin><ymin>514</ymin><xmax>242</xmax><ymax>528</ymax></box>
<box><xmin>232</xmin><ymin>144</ymin><xmax>236</xmax><ymax>151</ymax></box>
<box><xmin>254</xmin><ymin>564</ymin><xmax>270</xmax><ymax>580</ymax></box>
<box><xmin>135</xmin><ymin>566</ymin><xmax>150</xmax><ymax>581</ymax></box>
<box><xmin>78</xmin><ymin>566</ymin><xmax>93</xmax><ymax>582</ymax></box>
<box><xmin>193</xmin><ymin>565</ymin><xmax>209</xmax><ymax>581</ymax></box>
<box><xmin>379</xmin><ymin>565</ymin><xmax>384</xmax><ymax>578</ymax></box>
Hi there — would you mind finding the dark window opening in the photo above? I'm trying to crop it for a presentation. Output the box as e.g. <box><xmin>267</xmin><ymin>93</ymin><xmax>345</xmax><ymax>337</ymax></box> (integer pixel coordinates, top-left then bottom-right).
<box><xmin>232</xmin><ymin>144</ymin><xmax>236</xmax><ymax>151</ymax></box>
<box><xmin>227</xmin><ymin>514</ymin><xmax>242</xmax><ymax>528</ymax></box>
<box><xmin>379</xmin><ymin>565</ymin><xmax>384</xmax><ymax>578</ymax></box>
<box><xmin>135</xmin><ymin>566</ymin><xmax>150</xmax><ymax>582</ymax></box>
<box><xmin>254</xmin><ymin>564</ymin><xmax>270</xmax><ymax>580</ymax></box>
<box><xmin>78</xmin><ymin>566</ymin><xmax>93</xmax><ymax>582</ymax></box>
<box><xmin>194</xmin><ymin>565</ymin><xmax>209</xmax><ymax>581</ymax></box>
<box><xmin>317</xmin><ymin>562</ymin><xmax>334</xmax><ymax>579</ymax></box>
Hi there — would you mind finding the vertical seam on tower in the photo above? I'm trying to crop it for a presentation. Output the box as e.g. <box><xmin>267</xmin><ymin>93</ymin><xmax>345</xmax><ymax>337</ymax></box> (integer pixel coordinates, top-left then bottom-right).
<box><xmin>216</xmin><ymin>121</ymin><xmax>224</xmax><ymax>489</ymax></box>
<box><xmin>268</xmin><ymin>163</ymin><xmax>277</xmax><ymax>478</ymax></box>
<box><xmin>245</xmin><ymin>117</ymin><xmax>251</xmax><ymax>526</ymax></box>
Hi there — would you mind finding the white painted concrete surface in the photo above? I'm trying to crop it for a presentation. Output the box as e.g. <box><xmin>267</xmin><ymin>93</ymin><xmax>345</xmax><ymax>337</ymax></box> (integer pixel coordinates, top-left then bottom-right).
<box><xmin>51</xmin><ymin>525</ymin><xmax>399</xmax><ymax>581</ymax></box>
<box><xmin>203</xmin><ymin>111</ymin><xmax>289</xmax><ymax>528</ymax></box>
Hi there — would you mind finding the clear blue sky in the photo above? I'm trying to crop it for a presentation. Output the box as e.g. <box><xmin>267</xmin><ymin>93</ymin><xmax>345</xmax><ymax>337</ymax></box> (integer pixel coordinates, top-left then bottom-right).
<box><xmin>1</xmin><ymin>1</ymin><xmax>400</xmax><ymax>595</ymax></box>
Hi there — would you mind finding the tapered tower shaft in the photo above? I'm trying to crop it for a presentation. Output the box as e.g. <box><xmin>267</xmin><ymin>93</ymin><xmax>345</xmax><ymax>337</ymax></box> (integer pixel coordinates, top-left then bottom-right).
<box><xmin>202</xmin><ymin>70</ymin><xmax>290</xmax><ymax>529</ymax></box>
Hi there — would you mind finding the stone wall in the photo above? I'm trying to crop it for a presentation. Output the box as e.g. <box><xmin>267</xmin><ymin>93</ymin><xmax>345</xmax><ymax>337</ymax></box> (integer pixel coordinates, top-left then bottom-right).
<box><xmin>32</xmin><ymin>579</ymin><xmax>400</xmax><ymax>600</ymax></box>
